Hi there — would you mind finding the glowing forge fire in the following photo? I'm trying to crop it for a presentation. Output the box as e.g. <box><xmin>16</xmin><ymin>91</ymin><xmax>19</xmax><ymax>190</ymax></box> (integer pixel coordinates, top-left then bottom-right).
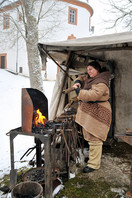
<box><xmin>33</xmin><ymin>109</ymin><xmax>47</xmax><ymax>127</ymax></box>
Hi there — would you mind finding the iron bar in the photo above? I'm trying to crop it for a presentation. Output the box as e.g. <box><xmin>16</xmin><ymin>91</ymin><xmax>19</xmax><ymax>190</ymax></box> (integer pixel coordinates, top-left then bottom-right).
<box><xmin>44</xmin><ymin>134</ymin><xmax>52</xmax><ymax>198</ymax></box>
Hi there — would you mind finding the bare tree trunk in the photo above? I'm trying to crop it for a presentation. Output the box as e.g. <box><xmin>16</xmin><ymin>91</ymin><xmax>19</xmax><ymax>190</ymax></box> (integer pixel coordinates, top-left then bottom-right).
<box><xmin>23</xmin><ymin>0</ymin><xmax>43</xmax><ymax>92</ymax></box>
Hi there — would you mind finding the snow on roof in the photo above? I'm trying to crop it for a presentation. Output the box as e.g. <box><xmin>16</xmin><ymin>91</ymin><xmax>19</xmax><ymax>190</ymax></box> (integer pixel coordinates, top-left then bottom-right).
<box><xmin>38</xmin><ymin>31</ymin><xmax>132</xmax><ymax>64</ymax></box>
<box><xmin>38</xmin><ymin>31</ymin><xmax>132</xmax><ymax>52</ymax></box>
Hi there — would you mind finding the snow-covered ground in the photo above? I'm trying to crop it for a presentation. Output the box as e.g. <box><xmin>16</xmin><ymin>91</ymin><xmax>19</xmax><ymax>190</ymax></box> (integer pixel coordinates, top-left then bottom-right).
<box><xmin>0</xmin><ymin>69</ymin><xmax>55</xmax><ymax>179</ymax></box>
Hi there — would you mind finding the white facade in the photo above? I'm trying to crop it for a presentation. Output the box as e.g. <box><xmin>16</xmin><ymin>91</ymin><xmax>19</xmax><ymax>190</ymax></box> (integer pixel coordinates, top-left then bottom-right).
<box><xmin>0</xmin><ymin>0</ymin><xmax>93</xmax><ymax>80</ymax></box>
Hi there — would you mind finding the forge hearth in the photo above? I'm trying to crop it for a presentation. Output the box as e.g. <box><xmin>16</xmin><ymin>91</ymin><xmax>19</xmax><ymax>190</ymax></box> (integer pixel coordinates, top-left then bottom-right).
<box><xmin>9</xmin><ymin>88</ymin><xmax>80</xmax><ymax>198</ymax></box>
<box><xmin>22</xmin><ymin>88</ymin><xmax>48</xmax><ymax>133</ymax></box>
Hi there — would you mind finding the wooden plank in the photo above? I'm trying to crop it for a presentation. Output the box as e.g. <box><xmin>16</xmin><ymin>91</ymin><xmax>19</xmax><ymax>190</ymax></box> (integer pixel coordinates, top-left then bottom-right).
<box><xmin>115</xmin><ymin>135</ymin><xmax>132</xmax><ymax>146</ymax></box>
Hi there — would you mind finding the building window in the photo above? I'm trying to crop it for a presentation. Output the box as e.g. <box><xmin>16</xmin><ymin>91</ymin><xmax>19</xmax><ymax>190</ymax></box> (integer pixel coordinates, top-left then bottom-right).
<box><xmin>68</xmin><ymin>7</ymin><xmax>77</xmax><ymax>25</ymax></box>
<box><xmin>3</xmin><ymin>14</ymin><xmax>10</xmax><ymax>29</ymax></box>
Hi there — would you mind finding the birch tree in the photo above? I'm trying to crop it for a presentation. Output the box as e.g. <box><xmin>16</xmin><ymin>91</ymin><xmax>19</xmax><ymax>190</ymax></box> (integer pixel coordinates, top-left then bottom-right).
<box><xmin>0</xmin><ymin>0</ymin><xmax>66</xmax><ymax>92</ymax></box>
<box><xmin>23</xmin><ymin>0</ymin><xmax>43</xmax><ymax>91</ymax></box>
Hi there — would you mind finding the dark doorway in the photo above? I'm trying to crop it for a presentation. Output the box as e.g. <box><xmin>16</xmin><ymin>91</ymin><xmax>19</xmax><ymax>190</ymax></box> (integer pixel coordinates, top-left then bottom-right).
<box><xmin>1</xmin><ymin>56</ymin><xmax>5</xmax><ymax>68</ymax></box>
<box><xmin>0</xmin><ymin>54</ymin><xmax>7</xmax><ymax>69</ymax></box>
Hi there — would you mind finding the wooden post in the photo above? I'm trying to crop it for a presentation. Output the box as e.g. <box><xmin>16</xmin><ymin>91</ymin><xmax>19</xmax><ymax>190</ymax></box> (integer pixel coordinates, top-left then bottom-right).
<box><xmin>52</xmin><ymin>51</ymin><xmax>74</xmax><ymax>119</ymax></box>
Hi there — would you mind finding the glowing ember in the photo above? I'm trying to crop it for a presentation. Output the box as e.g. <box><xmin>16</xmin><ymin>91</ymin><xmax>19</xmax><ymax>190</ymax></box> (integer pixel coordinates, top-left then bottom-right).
<box><xmin>34</xmin><ymin>109</ymin><xmax>47</xmax><ymax>127</ymax></box>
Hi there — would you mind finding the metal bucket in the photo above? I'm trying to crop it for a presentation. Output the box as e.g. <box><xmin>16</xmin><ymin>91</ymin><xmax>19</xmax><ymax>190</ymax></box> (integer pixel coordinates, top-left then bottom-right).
<box><xmin>11</xmin><ymin>181</ymin><xmax>43</xmax><ymax>198</ymax></box>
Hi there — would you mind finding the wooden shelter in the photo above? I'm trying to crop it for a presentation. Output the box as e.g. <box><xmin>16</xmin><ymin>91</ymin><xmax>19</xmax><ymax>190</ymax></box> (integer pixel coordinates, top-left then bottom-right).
<box><xmin>38</xmin><ymin>31</ymin><xmax>132</xmax><ymax>140</ymax></box>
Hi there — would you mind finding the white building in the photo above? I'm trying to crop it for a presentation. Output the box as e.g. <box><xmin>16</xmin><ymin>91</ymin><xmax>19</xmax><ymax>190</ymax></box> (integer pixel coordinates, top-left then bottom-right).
<box><xmin>0</xmin><ymin>0</ymin><xmax>93</xmax><ymax>80</ymax></box>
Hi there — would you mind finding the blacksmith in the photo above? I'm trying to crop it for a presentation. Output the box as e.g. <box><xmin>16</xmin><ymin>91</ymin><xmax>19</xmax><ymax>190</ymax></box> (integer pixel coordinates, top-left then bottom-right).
<box><xmin>72</xmin><ymin>61</ymin><xmax>112</xmax><ymax>173</ymax></box>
